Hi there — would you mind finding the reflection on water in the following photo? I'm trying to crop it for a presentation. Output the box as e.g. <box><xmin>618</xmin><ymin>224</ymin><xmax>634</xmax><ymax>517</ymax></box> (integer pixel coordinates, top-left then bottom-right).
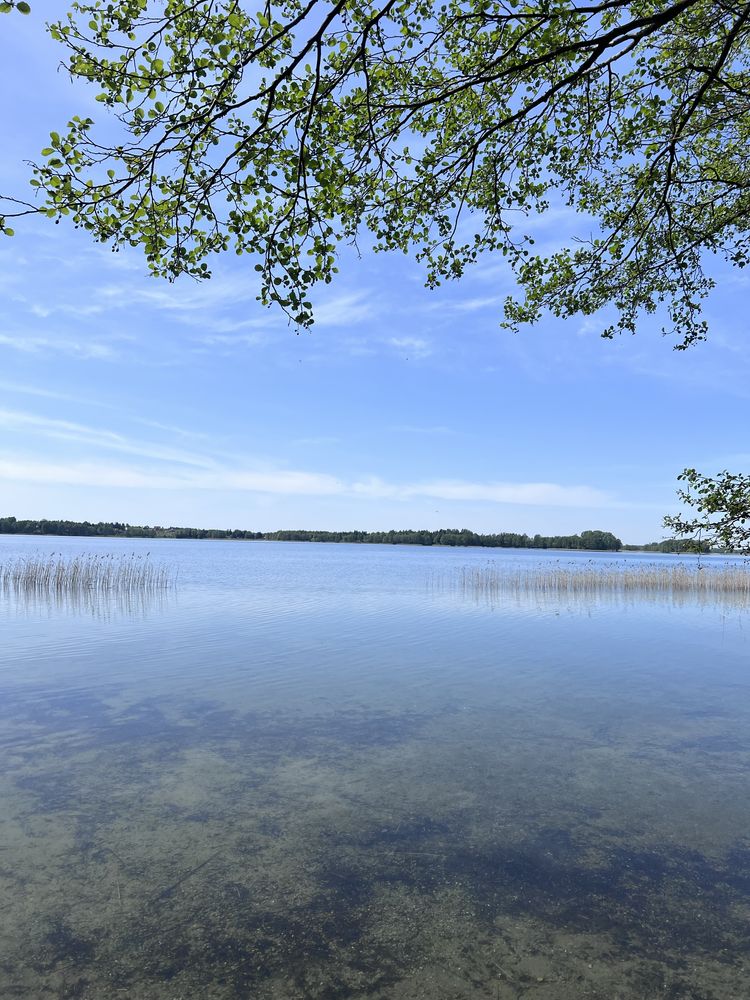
<box><xmin>1</xmin><ymin>538</ymin><xmax>750</xmax><ymax>999</ymax></box>
<box><xmin>430</xmin><ymin>558</ymin><xmax>750</xmax><ymax>611</ymax></box>
<box><xmin>1</xmin><ymin>583</ymin><xmax>176</xmax><ymax>620</ymax></box>
<box><xmin>435</xmin><ymin>570</ymin><xmax>750</xmax><ymax>612</ymax></box>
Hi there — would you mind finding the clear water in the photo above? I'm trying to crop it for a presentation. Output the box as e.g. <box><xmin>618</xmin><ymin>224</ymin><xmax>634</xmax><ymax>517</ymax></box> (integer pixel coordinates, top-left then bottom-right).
<box><xmin>1</xmin><ymin>535</ymin><xmax>749</xmax><ymax>999</ymax></box>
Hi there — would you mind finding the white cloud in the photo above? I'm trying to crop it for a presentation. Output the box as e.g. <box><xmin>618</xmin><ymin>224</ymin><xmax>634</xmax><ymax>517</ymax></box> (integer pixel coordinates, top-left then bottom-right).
<box><xmin>97</xmin><ymin>274</ymin><xmax>252</xmax><ymax>313</ymax></box>
<box><xmin>312</xmin><ymin>292</ymin><xmax>374</xmax><ymax>327</ymax></box>
<box><xmin>387</xmin><ymin>336</ymin><xmax>433</xmax><ymax>359</ymax></box>
<box><xmin>0</xmin><ymin>385</ymin><xmax>210</xmax><ymax>444</ymax></box>
<box><xmin>451</xmin><ymin>296</ymin><xmax>504</xmax><ymax>313</ymax></box>
<box><xmin>97</xmin><ymin>275</ymin><xmax>374</xmax><ymax>339</ymax></box>
<box><xmin>132</xmin><ymin>417</ymin><xmax>211</xmax><ymax>441</ymax></box>
<box><xmin>0</xmin><ymin>405</ymin><xmax>617</xmax><ymax>508</ymax></box>
<box><xmin>0</xmin><ymin>459</ymin><xmax>180</xmax><ymax>491</ymax></box>
<box><xmin>350</xmin><ymin>477</ymin><xmax>611</xmax><ymax>507</ymax></box>
<box><xmin>0</xmin><ymin>409</ymin><xmax>216</xmax><ymax>469</ymax></box>
<box><xmin>0</xmin><ymin>447</ymin><xmax>615</xmax><ymax>509</ymax></box>
<box><xmin>0</xmin><ymin>380</ymin><xmax>89</xmax><ymax>404</ymax></box>
<box><xmin>0</xmin><ymin>456</ymin><xmax>346</xmax><ymax>495</ymax></box>
<box><xmin>0</xmin><ymin>332</ymin><xmax>118</xmax><ymax>360</ymax></box>
<box><xmin>222</xmin><ymin>469</ymin><xmax>345</xmax><ymax>494</ymax></box>
<box><xmin>338</xmin><ymin>336</ymin><xmax>377</xmax><ymax>357</ymax></box>
<box><xmin>422</xmin><ymin>295</ymin><xmax>504</xmax><ymax>315</ymax></box>
<box><xmin>194</xmin><ymin>331</ymin><xmax>269</xmax><ymax>349</ymax></box>
<box><xmin>29</xmin><ymin>302</ymin><xmax>104</xmax><ymax>320</ymax></box>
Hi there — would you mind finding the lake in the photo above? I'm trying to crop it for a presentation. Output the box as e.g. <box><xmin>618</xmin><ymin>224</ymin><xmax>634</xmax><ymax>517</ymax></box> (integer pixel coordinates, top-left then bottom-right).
<box><xmin>1</xmin><ymin>535</ymin><xmax>749</xmax><ymax>999</ymax></box>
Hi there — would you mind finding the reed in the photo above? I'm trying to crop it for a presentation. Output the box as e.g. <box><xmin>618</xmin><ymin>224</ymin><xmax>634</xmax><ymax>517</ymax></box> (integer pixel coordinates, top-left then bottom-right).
<box><xmin>454</xmin><ymin>560</ymin><xmax>750</xmax><ymax>600</ymax></box>
<box><xmin>0</xmin><ymin>552</ymin><xmax>174</xmax><ymax>596</ymax></box>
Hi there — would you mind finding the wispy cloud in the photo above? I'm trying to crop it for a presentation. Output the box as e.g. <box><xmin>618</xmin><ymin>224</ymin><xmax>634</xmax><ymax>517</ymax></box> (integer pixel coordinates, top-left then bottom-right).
<box><xmin>423</xmin><ymin>294</ymin><xmax>504</xmax><ymax>314</ymax></box>
<box><xmin>0</xmin><ymin>456</ymin><xmax>347</xmax><ymax>494</ymax></box>
<box><xmin>97</xmin><ymin>273</ymin><xmax>254</xmax><ymax>313</ymax></box>
<box><xmin>0</xmin><ymin>380</ymin><xmax>91</xmax><ymax>404</ymax></box>
<box><xmin>0</xmin><ymin>409</ymin><xmax>215</xmax><ymax>469</ymax></box>
<box><xmin>29</xmin><ymin>302</ymin><xmax>104</xmax><ymax>320</ymax></box>
<box><xmin>312</xmin><ymin>292</ymin><xmax>374</xmax><ymax>327</ymax></box>
<box><xmin>0</xmin><ymin>445</ymin><xmax>616</xmax><ymax>510</ymax></box>
<box><xmin>349</xmin><ymin>477</ymin><xmax>612</xmax><ymax>508</ymax></box>
<box><xmin>338</xmin><ymin>335</ymin><xmax>377</xmax><ymax>357</ymax></box>
<box><xmin>0</xmin><ymin>332</ymin><xmax>118</xmax><ymax>360</ymax></box>
<box><xmin>388</xmin><ymin>336</ymin><xmax>433</xmax><ymax>359</ymax></box>
<box><xmin>451</xmin><ymin>295</ymin><xmax>504</xmax><ymax>313</ymax></box>
<box><xmin>194</xmin><ymin>331</ymin><xmax>270</xmax><ymax>349</ymax></box>
<box><xmin>0</xmin><ymin>384</ymin><xmax>210</xmax><ymax>443</ymax></box>
<box><xmin>98</xmin><ymin>275</ymin><xmax>375</xmax><ymax>342</ymax></box>
<box><xmin>132</xmin><ymin>417</ymin><xmax>212</xmax><ymax>441</ymax></box>
<box><xmin>0</xmin><ymin>403</ymin><xmax>618</xmax><ymax>508</ymax></box>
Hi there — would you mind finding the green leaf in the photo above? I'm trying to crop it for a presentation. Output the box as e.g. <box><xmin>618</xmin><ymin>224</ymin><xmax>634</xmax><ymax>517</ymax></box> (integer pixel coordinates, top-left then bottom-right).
<box><xmin>16</xmin><ymin>1</ymin><xmax>30</xmax><ymax>12</ymax></box>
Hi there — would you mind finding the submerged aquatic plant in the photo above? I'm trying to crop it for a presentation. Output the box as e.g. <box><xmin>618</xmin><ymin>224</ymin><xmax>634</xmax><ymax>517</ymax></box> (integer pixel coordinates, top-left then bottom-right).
<box><xmin>454</xmin><ymin>560</ymin><xmax>750</xmax><ymax>602</ymax></box>
<box><xmin>0</xmin><ymin>552</ymin><xmax>174</xmax><ymax>595</ymax></box>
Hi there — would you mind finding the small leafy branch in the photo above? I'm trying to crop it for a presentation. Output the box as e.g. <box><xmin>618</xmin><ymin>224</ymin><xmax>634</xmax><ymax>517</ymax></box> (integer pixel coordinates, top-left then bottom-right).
<box><xmin>664</xmin><ymin>468</ymin><xmax>750</xmax><ymax>553</ymax></box>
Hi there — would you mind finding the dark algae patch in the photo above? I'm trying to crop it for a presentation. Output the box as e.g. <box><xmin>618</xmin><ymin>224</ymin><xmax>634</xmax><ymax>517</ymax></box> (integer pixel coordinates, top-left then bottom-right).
<box><xmin>2</xmin><ymin>677</ymin><xmax>750</xmax><ymax>1000</ymax></box>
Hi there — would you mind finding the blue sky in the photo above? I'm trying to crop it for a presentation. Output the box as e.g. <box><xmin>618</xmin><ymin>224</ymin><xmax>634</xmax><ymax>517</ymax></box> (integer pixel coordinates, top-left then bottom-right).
<box><xmin>1</xmin><ymin>6</ymin><xmax>748</xmax><ymax>543</ymax></box>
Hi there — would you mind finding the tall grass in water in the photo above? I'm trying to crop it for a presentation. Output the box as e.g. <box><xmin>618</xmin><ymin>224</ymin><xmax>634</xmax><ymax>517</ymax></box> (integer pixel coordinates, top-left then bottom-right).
<box><xmin>456</xmin><ymin>560</ymin><xmax>750</xmax><ymax>602</ymax></box>
<box><xmin>0</xmin><ymin>552</ymin><xmax>174</xmax><ymax>596</ymax></box>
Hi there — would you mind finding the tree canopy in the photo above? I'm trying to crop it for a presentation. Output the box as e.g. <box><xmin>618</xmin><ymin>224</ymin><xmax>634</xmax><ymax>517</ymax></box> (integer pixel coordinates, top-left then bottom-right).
<box><xmin>664</xmin><ymin>468</ymin><xmax>750</xmax><ymax>552</ymax></box>
<box><xmin>3</xmin><ymin>0</ymin><xmax>750</xmax><ymax>344</ymax></box>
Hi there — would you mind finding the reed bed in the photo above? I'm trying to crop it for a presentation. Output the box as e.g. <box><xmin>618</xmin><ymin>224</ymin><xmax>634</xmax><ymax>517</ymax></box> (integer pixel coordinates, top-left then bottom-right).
<box><xmin>455</xmin><ymin>560</ymin><xmax>750</xmax><ymax>601</ymax></box>
<box><xmin>0</xmin><ymin>552</ymin><xmax>174</xmax><ymax>596</ymax></box>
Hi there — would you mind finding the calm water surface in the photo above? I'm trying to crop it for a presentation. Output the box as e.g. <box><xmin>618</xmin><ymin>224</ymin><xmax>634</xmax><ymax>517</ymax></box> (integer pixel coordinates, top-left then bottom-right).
<box><xmin>1</xmin><ymin>536</ymin><xmax>749</xmax><ymax>999</ymax></box>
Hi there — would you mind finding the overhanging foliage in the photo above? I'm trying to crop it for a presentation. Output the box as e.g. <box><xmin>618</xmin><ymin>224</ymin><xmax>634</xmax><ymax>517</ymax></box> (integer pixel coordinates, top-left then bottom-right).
<box><xmin>2</xmin><ymin>1</ymin><xmax>750</xmax><ymax>342</ymax></box>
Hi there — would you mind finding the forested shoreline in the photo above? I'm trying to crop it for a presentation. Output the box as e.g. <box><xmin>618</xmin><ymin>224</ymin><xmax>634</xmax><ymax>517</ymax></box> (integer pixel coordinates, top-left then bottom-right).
<box><xmin>0</xmin><ymin>517</ymin><xmax>704</xmax><ymax>551</ymax></box>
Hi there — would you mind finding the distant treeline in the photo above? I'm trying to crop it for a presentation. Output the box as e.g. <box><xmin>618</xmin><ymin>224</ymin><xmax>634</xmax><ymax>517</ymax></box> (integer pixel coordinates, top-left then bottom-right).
<box><xmin>0</xmin><ymin>517</ymin><xmax>627</xmax><ymax>550</ymax></box>
<box><xmin>259</xmin><ymin>528</ymin><xmax>626</xmax><ymax>549</ymax></box>
<box><xmin>623</xmin><ymin>538</ymin><xmax>711</xmax><ymax>554</ymax></box>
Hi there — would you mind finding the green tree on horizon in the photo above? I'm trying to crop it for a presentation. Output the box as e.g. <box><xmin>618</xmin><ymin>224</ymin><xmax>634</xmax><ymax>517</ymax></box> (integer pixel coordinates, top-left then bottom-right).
<box><xmin>0</xmin><ymin>516</ymin><xmax>625</xmax><ymax>550</ymax></box>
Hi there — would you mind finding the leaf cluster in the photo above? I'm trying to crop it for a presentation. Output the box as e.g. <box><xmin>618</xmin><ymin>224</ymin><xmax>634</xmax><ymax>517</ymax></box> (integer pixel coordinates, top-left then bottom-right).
<box><xmin>664</xmin><ymin>467</ymin><xmax>750</xmax><ymax>551</ymax></box>
<box><xmin>4</xmin><ymin>1</ymin><xmax>750</xmax><ymax>340</ymax></box>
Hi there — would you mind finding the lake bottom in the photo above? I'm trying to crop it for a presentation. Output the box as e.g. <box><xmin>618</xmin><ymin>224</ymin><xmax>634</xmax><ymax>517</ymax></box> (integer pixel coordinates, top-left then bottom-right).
<box><xmin>2</xmin><ymin>657</ymin><xmax>749</xmax><ymax>1000</ymax></box>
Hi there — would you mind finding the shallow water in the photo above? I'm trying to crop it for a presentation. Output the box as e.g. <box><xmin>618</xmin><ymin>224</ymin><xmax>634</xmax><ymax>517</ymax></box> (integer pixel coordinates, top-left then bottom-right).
<box><xmin>1</xmin><ymin>536</ymin><xmax>749</xmax><ymax>999</ymax></box>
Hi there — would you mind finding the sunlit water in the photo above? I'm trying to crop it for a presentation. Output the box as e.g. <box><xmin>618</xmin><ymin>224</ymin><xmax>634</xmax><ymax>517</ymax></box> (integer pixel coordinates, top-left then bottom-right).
<box><xmin>1</xmin><ymin>535</ymin><xmax>749</xmax><ymax>999</ymax></box>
